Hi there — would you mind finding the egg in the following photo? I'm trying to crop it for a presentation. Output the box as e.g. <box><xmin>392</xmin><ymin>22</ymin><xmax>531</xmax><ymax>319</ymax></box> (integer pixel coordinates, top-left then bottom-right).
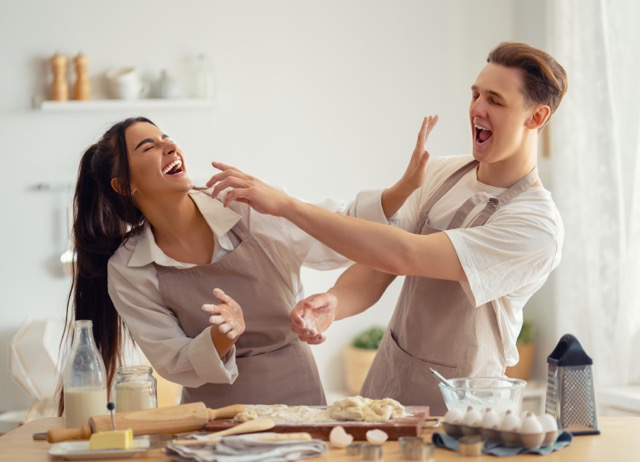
<box><xmin>500</xmin><ymin>410</ymin><xmax>522</xmax><ymax>431</ymax></box>
<box><xmin>444</xmin><ymin>408</ymin><xmax>464</xmax><ymax>424</ymax></box>
<box><xmin>366</xmin><ymin>429</ymin><xmax>389</xmax><ymax>445</ymax></box>
<box><xmin>481</xmin><ymin>408</ymin><xmax>500</xmax><ymax>429</ymax></box>
<box><xmin>539</xmin><ymin>414</ymin><xmax>559</xmax><ymax>446</ymax></box>
<box><xmin>329</xmin><ymin>425</ymin><xmax>354</xmax><ymax>448</ymax></box>
<box><xmin>463</xmin><ymin>406</ymin><xmax>482</xmax><ymax>427</ymax></box>
<box><xmin>519</xmin><ymin>412</ymin><xmax>543</xmax><ymax>434</ymax></box>
<box><xmin>480</xmin><ymin>408</ymin><xmax>502</xmax><ymax>443</ymax></box>
<box><xmin>538</xmin><ymin>414</ymin><xmax>559</xmax><ymax>432</ymax></box>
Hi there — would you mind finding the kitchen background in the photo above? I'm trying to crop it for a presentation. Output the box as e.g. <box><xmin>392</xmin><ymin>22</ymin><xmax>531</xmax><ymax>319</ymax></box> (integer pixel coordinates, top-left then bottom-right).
<box><xmin>1</xmin><ymin>0</ymin><xmax>637</xmax><ymax>424</ymax></box>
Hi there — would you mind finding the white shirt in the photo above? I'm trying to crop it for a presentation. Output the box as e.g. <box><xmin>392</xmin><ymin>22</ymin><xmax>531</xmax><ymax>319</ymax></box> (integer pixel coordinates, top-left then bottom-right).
<box><xmin>357</xmin><ymin>155</ymin><xmax>564</xmax><ymax>365</ymax></box>
<box><xmin>108</xmin><ymin>188</ymin><xmax>386</xmax><ymax>388</ymax></box>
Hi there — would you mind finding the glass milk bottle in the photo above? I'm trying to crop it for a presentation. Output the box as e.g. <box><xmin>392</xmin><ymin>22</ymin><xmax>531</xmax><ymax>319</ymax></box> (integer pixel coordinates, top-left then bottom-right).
<box><xmin>63</xmin><ymin>320</ymin><xmax>108</xmax><ymax>427</ymax></box>
<box><xmin>114</xmin><ymin>366</ymin><xmax>157</xmax><ymax>412</ymax></box>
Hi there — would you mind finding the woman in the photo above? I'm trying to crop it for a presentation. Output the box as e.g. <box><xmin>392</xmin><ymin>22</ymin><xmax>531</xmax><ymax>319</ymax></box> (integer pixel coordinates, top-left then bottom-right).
<box><xmin>60</xmin><ymin>116</ymin><xmax>393</xmax><ymax>410</ymax></box>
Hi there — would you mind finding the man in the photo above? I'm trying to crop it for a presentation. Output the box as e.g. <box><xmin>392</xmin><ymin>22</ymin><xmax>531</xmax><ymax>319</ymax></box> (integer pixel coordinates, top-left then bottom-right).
<box><xmin>207</xmin><ymin>42</ymin><xmax>568</xmax><ymax>414</ymax></box>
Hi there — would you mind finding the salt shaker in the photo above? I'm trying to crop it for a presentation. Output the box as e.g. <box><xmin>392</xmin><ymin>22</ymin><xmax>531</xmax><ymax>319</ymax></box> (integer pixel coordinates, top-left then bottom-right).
<box><xmin>114</xmin><ymin>366</ymin><xmax>158</xmax><ymax>412</ymax></box>
<box><xmin>72</xmin><ymin>52</ymin><xmax>91</xmax><ymax>100</ymax></box>
<box><xmin>50</xmin><ymin>53</ymin><xmax>69</xmax><ymax>101</ymax></box>
<box><xmin>63</xmin><ymin>320</ymin><xmax>108</xmax><ymax>428</ymax></box>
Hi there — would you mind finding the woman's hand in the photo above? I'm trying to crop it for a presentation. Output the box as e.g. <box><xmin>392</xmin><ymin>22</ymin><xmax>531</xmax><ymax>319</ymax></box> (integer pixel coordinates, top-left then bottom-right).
<box><xmin>206</xmin><ymin>162</ymin><xmax>293</xmax><ymax>216</ymax></box>
<box><xmin>381</xmin><ymin>115</ymin><xmax>439</xmax><ymax>218</ymax></box>
<box><xmin>290</xmin><ymin>292</ymin><xmax>337</xmax><ymax>345</ymax></box>
<box><xmin>202</xmin><ymin>288</ymin><xmax>245</xmax><ymax>341</ymax></box>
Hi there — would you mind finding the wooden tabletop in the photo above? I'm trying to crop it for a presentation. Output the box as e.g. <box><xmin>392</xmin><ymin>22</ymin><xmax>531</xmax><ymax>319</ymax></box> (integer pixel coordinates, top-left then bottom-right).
<box><xmin>0</xmin><ymin>416</ymin><xmax>637</xmax><ymax>461</ymax></box>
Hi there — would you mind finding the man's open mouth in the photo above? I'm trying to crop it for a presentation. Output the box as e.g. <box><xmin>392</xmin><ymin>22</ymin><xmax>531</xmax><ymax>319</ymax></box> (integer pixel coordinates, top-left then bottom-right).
<box><xmin>475</xmin><ymin>125</ymin><xmax>493</xmax><ymax>144</ymax></box>
<box><xmin>162</xmin><ymin>159</ymin><xmax>184</xmax><ymax>175</ymax></box>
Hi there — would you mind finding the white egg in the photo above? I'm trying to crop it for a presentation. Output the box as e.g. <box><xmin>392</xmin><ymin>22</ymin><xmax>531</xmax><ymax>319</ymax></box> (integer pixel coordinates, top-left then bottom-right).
<box><xmin>481</xmin><ymin>408</ymin><xmax>500</xmax><ymax>429</ymax></box>
<box><xmin>519</xmin><ymin>412</ymin><xmax>543</xmax><ymax>434</ymax></box>
<box><xmin>329</xmin><ymin>425</ymin><xmax>354</xmax><ymax>448</ymax></box>
<box><xmin>444</xmin><ymin>408</ymin><xmax>464</xmax><ymax>424</ymax></box>
<box><xmin>366</xmin><ymin>429</ymin><xmax>389</xmax><ymax>445</ymax></box>
<box><xmin>538</xmin><ymin>414</ymin><xmax>559</xmax><ymax>432</ymax></box>
<box><xmin>463</xmin><ymin>406</ymin><xmax>482</xmax><ymax>427</ymax></box>
<box><xmin>500</xmin><ymin>410</ymin><xmax>522</xmax><ymax>431</ymax></box>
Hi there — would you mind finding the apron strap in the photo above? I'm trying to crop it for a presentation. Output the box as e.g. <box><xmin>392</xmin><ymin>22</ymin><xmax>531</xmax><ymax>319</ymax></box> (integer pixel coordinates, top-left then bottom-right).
<box><xmin>468</xmin><ymin>166</ymin><xmax>539</xmax><ymax>228</ymax></box>
<box><xmin>447</xmin><ymin>192</ymin><xmax>493</xmax><ymax>229</ymax></box>
<box><xmin>417</xmin><ymin>160</ymin><xmax>479</xmax><ymax>229</ymax></box>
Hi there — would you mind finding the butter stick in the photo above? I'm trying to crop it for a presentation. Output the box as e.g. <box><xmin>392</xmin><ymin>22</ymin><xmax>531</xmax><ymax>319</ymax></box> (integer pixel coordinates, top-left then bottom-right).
<box><xmin>89</xmin><ymin>428</ymin><xmax>133</xmax><ymax>450</ymax></box>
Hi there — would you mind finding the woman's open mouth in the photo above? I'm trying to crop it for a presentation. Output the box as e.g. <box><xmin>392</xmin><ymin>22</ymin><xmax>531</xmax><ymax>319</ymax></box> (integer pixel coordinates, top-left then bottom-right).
<box><xmin>162</xmin><ymin>159</ymin><xmax>184</xmax><ymax>175</ymax></box>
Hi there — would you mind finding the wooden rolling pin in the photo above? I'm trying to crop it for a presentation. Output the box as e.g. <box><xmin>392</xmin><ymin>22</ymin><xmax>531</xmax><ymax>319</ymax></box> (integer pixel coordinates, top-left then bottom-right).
<box><xmin>47</xmin><ymin>402</ymin><xmax>244</xmax><ymax>443</ymax></box>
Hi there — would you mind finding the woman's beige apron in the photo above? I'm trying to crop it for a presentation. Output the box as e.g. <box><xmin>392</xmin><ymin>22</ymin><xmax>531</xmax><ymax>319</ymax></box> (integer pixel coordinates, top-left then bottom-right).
<box><xmin>155</xmin><ymin>219</ymin><xmax>325</xmax><ymax>407</ymax></box>
<box><xmin>360</xmin><ymin>160</ymin><xmax>538</xmax><ymax>415</ymax></box>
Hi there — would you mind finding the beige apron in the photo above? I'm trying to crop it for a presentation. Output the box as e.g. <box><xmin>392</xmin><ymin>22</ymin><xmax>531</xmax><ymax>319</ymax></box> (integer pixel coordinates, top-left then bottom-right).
<box><xmin>155</xmin><ymin>219</ymin><xmax>325</xmax><ymax>407</ymax></box>
<box><xmin>360</xmin><ymin>160</ymin><xmax>538</xmax><ymax>415</ymax></box>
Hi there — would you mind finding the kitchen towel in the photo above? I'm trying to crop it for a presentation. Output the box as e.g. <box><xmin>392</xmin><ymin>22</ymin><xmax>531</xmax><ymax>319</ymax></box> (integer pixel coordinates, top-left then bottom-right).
<box><xmin>432</xmin><ymin>431</ymin><xmax>573</xmax><ymax>457</ymax></box>
<box><xmin>166</xmin><ymin>432</ymin><xmax>327</xmax><ymax>462</ymax></box>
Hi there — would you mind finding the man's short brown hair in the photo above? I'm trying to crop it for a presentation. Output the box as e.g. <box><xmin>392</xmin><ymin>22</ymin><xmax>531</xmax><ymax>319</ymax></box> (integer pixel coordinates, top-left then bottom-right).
<box><xmin>488</xmin><ymin>42</ymin><xmax>568</xmax><ymax>119</ymax></box>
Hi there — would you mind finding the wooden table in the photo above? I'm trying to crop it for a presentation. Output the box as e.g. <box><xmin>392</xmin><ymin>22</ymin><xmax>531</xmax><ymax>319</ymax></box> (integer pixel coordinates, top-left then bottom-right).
<box><xmin>0</xmin><ymin>416</ymin><xmax>636</xmax><ymax>461</ymax></box>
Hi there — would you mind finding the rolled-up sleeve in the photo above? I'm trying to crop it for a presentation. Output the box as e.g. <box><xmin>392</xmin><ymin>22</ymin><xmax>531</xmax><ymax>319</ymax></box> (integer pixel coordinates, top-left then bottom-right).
<box><xmin>345</xmin><ymin>190</ymin><xmax>392</xmax><ymax>224</ymax></box>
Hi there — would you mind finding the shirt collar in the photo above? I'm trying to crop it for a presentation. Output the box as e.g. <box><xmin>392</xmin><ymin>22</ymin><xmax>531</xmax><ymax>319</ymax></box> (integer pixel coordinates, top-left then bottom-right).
<box><xmin>128</xmin><ymin>189</ymin><xmax>241</xmax><ymax>267</ymax></box>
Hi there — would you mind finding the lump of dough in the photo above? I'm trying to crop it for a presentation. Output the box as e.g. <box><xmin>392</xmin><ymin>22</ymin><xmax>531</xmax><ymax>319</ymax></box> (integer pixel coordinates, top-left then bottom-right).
<box><xmin>233</xmin><ymin>409</ymin><xmax>258</xmax><ymax>423</ymax></box>
<box><xmin>362</xmin><ymin>403</ymin><xmax>393</xmax><ymax>422</ymax></box>
<box><xmin>376</xmin><ymin>398</ymin><xmax>406</xmax><ymax>419</ymax></box>
<box><xmin>329</xmin><ymin>395</ymin><xmax>406</xmax><ymax>422</ymax></box>
<box><xmin>330</xmin><ymin>405</ymin><xmax>365</xmax><ymax>421</ymax></box>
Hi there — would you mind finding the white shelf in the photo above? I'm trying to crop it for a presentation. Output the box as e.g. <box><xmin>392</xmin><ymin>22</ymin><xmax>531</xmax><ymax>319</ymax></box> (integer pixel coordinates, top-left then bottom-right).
<box><xmin>36</xmin><ymin>98</ymin><xmax>216</xmax><ymax>112</ymax></box>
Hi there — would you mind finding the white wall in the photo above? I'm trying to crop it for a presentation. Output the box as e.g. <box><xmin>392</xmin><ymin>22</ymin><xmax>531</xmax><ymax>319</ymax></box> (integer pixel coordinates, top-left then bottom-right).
<box><xmin>0</xmin><ymin>0</ymin><xmax>550</xmax><ymax>412</ymax></box>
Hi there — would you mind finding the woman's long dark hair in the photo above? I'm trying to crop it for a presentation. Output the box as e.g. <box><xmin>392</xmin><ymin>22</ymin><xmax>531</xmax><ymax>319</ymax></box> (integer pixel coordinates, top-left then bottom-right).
<box><xmin>57</xmin><ymin>117</ymin><xmax>154</xmax><ymax>415</ymax></box>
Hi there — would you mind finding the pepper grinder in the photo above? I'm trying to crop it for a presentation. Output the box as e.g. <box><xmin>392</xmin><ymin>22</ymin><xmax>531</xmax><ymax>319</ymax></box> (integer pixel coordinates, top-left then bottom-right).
<box><xmin>50</xmin><ymin>53</ymin><xmax>69</xmax><ymax>101</ymax></box>
<box><xmin>72</xmin><ymin>52</ymin><xmax>91</xmax><ymax>100</ymax></box>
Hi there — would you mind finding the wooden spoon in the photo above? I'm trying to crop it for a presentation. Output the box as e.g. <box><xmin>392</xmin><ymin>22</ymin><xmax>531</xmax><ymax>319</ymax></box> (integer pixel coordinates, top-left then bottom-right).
<box><xmin>172</xmin><ymin>418</ymin><xmax>276</xmax><ymax>445</ymax></box>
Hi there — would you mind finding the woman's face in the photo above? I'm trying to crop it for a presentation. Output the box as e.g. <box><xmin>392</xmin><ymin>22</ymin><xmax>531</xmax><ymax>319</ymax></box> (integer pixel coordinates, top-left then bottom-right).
<box><xmin>124</xmin><ymin>122</ymin><xmax>193</xmax><ymax>199</ymax></box>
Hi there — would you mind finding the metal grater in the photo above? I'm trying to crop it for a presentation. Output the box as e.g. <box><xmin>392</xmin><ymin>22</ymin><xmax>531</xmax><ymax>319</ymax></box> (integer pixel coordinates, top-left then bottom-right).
<box><xmin>545</xmin><ymin>334</ymin><xmax>600</xmax><ymax>435</ymax></box>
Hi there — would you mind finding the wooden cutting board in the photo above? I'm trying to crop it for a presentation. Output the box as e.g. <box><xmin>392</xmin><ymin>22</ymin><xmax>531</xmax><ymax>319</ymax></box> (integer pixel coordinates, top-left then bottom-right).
<box><xmin>204</xmin><ymin>406</ymin><xmax>429</xmax><ymax>440</ymax></box>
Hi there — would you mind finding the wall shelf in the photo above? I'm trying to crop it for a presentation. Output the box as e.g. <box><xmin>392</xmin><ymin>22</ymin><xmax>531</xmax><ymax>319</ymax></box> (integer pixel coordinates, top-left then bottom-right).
<box><xmin>35</xmin><ymin>98</ymin><xmax>216</xmax><ymax>112</ymax></box>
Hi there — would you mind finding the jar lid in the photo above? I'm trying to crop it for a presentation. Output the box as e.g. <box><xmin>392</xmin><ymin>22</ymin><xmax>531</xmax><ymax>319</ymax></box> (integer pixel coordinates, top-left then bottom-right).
<box><xmin>116</xmin><ymin>365</ymin><xmax>153</xmax><ymax>376</ymax></box>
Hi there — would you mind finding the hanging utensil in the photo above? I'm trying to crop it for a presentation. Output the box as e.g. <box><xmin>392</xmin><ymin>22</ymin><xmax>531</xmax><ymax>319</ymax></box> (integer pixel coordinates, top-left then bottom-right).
<box><xmin>60</xmin><ymin>202</ymin><xmax>76</xmax><ymax>276</ymax></box>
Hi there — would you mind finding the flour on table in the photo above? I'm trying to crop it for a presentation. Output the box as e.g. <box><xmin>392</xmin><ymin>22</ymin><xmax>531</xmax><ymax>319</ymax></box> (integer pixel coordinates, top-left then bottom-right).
<box><xmin>233</xmin><ymin>396</ymin><xmax>406</xmax><ymax>423</ymax></box>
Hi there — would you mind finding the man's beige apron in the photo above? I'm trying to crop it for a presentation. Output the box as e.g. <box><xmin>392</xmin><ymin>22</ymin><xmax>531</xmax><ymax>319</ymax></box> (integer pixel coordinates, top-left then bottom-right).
<box><xmin>361</xmin><ymin>160</ymin><xmax>538</xmax><ymax>415</ymax></box>
<box><xmin>155</xmin><ymin>219</ymin><xmax>325</xmax><ymax>407</ymax></box>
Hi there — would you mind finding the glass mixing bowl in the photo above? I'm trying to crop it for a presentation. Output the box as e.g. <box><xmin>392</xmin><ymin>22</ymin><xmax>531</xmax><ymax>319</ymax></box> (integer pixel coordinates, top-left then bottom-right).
<box><xmin>439</xmin><ymin>377</ymin><xmax>527</xmax><ymax>414</ymax></box>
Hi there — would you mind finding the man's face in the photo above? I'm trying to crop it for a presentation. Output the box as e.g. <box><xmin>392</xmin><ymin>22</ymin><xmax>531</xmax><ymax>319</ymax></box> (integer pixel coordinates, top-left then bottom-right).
<box><xmin>469</xmin><ymin>63</ymin><xmax>536</xmax><ymax>165</ymax></box>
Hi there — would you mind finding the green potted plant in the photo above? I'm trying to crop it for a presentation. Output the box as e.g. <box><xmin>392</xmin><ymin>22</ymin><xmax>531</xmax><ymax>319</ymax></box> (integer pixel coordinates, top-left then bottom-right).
<box><xmin>506</xmin><ymin>319</ymin><xmax>535</xmax><ymax>380</ymax></box>
<box><xmin>342</xmin><ymin>326</ymin><xmax>384</xmax><ymax>395</ymax></box>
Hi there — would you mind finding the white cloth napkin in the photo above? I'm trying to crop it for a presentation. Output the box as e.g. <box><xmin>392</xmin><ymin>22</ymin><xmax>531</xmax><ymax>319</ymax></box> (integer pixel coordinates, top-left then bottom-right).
<box><xmin>165</xmin><ymin>432</ymin><xmax>327</xmax><ymax>462</ymax></box>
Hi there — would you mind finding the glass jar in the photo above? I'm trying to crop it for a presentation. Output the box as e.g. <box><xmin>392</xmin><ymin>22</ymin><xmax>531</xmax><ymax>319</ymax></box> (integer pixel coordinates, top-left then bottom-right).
<box><xmin>114</xmin><ymin>366</ymin><xmax>158</xmax><ymax>412</ymax></box>
<box><xmin>193</xmin><ymin>53</ymin><xmax>216</xmax><ymax>99</ymax></box>
<box><xmin>63</xmin><ymin>320</ymin><xmax>108</xmax><ymax>427</ymax></box>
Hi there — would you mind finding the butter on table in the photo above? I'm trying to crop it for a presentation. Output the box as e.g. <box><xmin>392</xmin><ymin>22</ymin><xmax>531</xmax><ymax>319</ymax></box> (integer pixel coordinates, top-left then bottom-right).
<box><xmin>89</xmin><ymin>428</ymin><xmax>133</xmax><ymax>450</ymax></box>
